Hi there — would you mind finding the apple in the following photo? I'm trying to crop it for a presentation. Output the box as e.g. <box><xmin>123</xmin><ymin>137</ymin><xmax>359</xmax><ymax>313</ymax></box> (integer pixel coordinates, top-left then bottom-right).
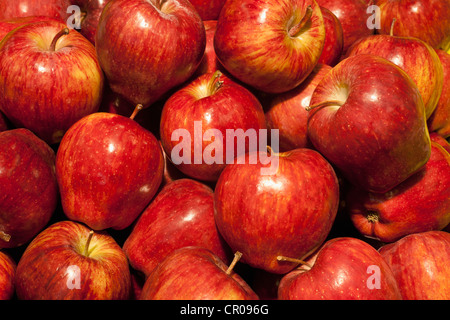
<box><xmin>140</xmin><ymin>246</ymin><xmax>259</xmax><ymax>300</ymax></box>
<box><xmin>307</xmin><ymin>54</ymin><xmax>431</xmax><ymax>193</ymax></box>
<box><xmin>318</xmin><ymin>6</ymin><xmax>344</xmax><ymax>67</ymax></box>
<box><xmin>278</xmin><ymin>237</ymin><xmax>402</xmax><ymax>300</ymax></box>
<box><xmin>160</xmin><ymin>71</ymin><xmax>267</xmax><ymax>182</ymax></box>
<box><xmin>71</xmin><ymin>0</ymin><xmax>112</xmax><ymax>45</ymax></box>
<box><xmin>264</xmin><ymin>63</ymin><xmax>332</xmax><ymax>151</ymax></box>
<box><xmin>15</xmin><ymin>220</ymin><xmax>131</xmax><ymax>300</ymax></box>
<box><xmin>347</xmin><ymin>141</ymin><xmax>450</xmax><ymax>243</ymax></box>
<box><xmin>379</xmin><ymin>231</ymin><xmax>450</xmax><ymax>300</ymax></box>
<box><xmin>0</xmin><ymin>16</ymin><xmax>56</xmax><ymax>40</ymax></box>
<box><xmin>214</xmin><ymin>0</ymin><xmax>325</xmax><ymax>93</ymax></box>
<box><xmin>214</xmin><ymin>148</ymin><xmax>340</xmax><ymax>274</ymax></box>
<box><xmin>123</xmin><ymin>178</ymin><xmax>231</xmax><ymax>278</ymax></box>
<box><xmin>0</xmin><ymin>112</ymin><xmax>8</xmax><ymax>132</ymax></box>
<box><xmin>0</xmin><ymin>19</ymin><xmax>104</xmax><ymax>145</ymax></box>
<box><xmin>95</xmin><ymin>0</ymin><xmax>206</xmax><ymax>109</ymax></box>
<box><xmin>0</xmin><ymin>129</ymin><xmax>58</xmax><ymax>249</ymax></box>
<box><xmin>193</xmin><ymin>20</ymin><xmax>225</xmax><ymax>77</ymax></box>
<box><xmin>375</xmin><ymin>0</ymin><xmax>450</xmax><ymax>51</ymax></box>
<box><xmin>0</xmin><ymin>251</ymin><xmax>15</xmax><ymax>300</ymax></box>
<box><xmin>188</xmin><ymin>0</ymin><xmax>226</xmax><ymax>20</ymax></box>
<box><xmin>0</xmin><ymin>0</ymin><xmax>72</xmax><ymax>22</ymax></box>
<box><xmin>430</xmin><ymin>132</ymin><xmax>450</xmax><ymax>154</ymax></box>
<box><xmin>56</xmin><ymin>111</ymin><xmax>164</xmax><ymax>231</ymax></box>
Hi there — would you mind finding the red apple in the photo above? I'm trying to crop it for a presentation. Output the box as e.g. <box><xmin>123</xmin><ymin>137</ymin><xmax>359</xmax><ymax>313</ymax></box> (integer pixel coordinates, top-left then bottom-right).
<box><xmin>430</xmin><ymin>132</ymin><xmax>450</xmax><ymax>154</ymax></box>
<box><xmin>379</xmin><ymin>231</ymin><xmax>450</xmax><ymax>300</ymax></box>
<box><xmin>123</xmin><ymin>178</ymin><xmax>231</xmax><ymax>278</ymax></box>
<box><xmin>140</xmin><ymin>246</ymin><xmax>259</xmax><ymax>300</ymax></box>
<box><xmin>193</xmin><ymin>20</ymin><xmax>225</xmax><ymax>77</ymax></box>
<box><xmin>318</xmin><ymin>6</ymin><xmax>344</xmax><ymax>66</ymax></box>
<box><xmin>95</xmin><ymin>0</ymin><xmax>206</xmax><ymax>109</ymax></box>
<box><xmin>0</xmin><ymin>251</ymin><xmax>15</xmax><ymax>300</ymax></box>
<box><xmin>375</xmin><ymin>0</ymin><xmax>450</xmax><ymax>51</ymax></box>
<box><xmin>71</xmin><ymin>0</ymin><xmax>112</xmax><ymax>45</ymax></box>
<box><xmin>307</xmin><ymin>54</ymin><xmax>431</xmax><ymax>193</ymax></box>
<box><xmin>160</xmin><ymin>71</ymin><xmax>267</xmax><ymax>182</ymax></box>
<box><xmin>278</xmin><ymin>237</ymin><xmax>402</xmax><ymax>300</ymax></box>
<box><xmin>56</xmin><ymin>111</ymin><xmax>164</xmax><ymax>231</ymax></box>
<box><xmin>15</xmin><ymin>220</ymin><xmax>131</xmax><ymax>300</ymax></box>
<box><xmin>0</xmin><ymin>112</ymin><xmax>8</xmax><ymax>132</ymax></box>
<box><xmin>188</xmin><ymin>0</ymin><xmax>226</xmax><ymax>20</ymax></box>
<box><xmin>0</xmin><ymin>16</ymin><xmax>56</xmax><ymax>40</ymax></box>
<box><xmin>0</xmin><ymin>0</ymin><xmax>71</xmax><ymax>22</ymax></box>
<box><xmin>214</xmin><ymin>0</ymin><xmax>325</xmax><ymax>93</ymax></box>
<box><xmin>0</xmin><ymin>129</ymin><xmax>58</xmax><ymax>249</ymax></box>
<box><xmin>0</xmin><ymin>19</ymin><xmax>104</xmax><ymax>145</ymax></box>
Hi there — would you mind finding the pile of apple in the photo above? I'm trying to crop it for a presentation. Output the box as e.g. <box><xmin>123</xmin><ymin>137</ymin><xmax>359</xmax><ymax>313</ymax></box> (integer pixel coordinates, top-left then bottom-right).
<box><xmin>0</xmin><ymin>0</ymin><xmax>449</xmax><ymax>301</ymax></box>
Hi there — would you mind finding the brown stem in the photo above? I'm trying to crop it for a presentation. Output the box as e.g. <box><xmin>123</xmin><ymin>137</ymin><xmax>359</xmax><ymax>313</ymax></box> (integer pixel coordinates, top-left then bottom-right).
<box><xmin>226</xmin><ymin>251</ymin><xmax>243</xmax><ymax>275</ymax></box>
<box><xmin>390</xmin><ymin>18</ymin><xmax>396</xmax><ymax>37</ymax></box>
<box><xmin>153</xmin><ymin>0</ymin><xmax>167</xmax><ymax>10</ymax></box>
<box><xmin>305</xmin><ymin>100</ymin><xmax>343</xmax><ymax>112</ymax></box>
<box><xmin>84</xmin><ymin>230</ymin><xmax>94</xmax><ymax>257</ymax></box>
<box><xmin>277</xmin><ymin>255</ymin><xmax>313</xmax><ymax>270</ymax></box>
<box><xmin>0</xmin><ymin>231</ymin><xmax>11</xmax><ymax>242</ymax></box>
<box><xmin>49</xmin><ymin>28</ymin><xmax>69</xmax><ymax>51</ymax></box>
<box><xmin>366</xmin><ymin>210</ymin><xmax>380</xmax><ymax>223</ymax></box>
<box><xmin>130</xmin><ymin>104</ymin><xmax>143</xmax><ymax>120</ymax></box>
<box><xmin>288</xmin><ymin>6</ymin><xmax>313</xmax><ymax>37</ymax></box>
<box><xmin>207</xmin><ymin>70</ymin><xmax>224</xmax><ymax>96</ymax></box>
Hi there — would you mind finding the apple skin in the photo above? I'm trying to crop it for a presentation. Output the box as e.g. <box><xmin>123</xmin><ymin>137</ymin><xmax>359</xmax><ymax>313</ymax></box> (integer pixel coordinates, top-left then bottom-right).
<box><xmin>278</xmin><ymin>237</ymin><xmax>402</xmax><ymax>300</ymax></box>
<box><xmin>430</xmin><ymin>132</ymin><xmax>450</xmax><ymax>154</ymax></box>
<box><xmin>307</xmin><ymin>54</ymin><xmax>431</xmax><ymax>194</ymax></box>
<box><xmin>0</xmin><ymin>16</ymin><xmax>57</xmax><ymax>40</ymax></box>
<box><xmin>379</xmin><ymin>231</ymin><xmax>450</xmax><ymax>300</ymax></box>
<box><xmin>347</xmin><ymin>141</ymin><xmax>450</xmax><ymax>243</ymax></box>
<box><xmin>95</xmin><ymin>0</ymin><xmax>206</xmax><ymax>109</ymax></box>
<box><xmin>193</xmin><ymin>20</ymin><xmax>225</xmax><ymax>77</ymax></box>
<box><xmin>0</xmin><ymin>251</ymin><xmax>15</xmax><ymax>300</ymax></box>
<box><xmin>0</xmin><ymin>112</ymin><xmax>8</xmax><ymax>132</ymax></box>
<box><xmin>0</xmin><ymin>129</ymin><xmax>58</xmax><ymax>249</ymax></box>
<box><xmin>188</xmin><ymin>0</ymin><xmax>227</xmax><ymax>20</ymax></box>
<box><xmin>0</xmin><ymin>0</ymin><xmax>72</xmax><ymax>22</ymax></box>
<box><xmin>0</xmin><ymin>19</ymin><xmax>104</xmax><ymax>145</ymax></box>
<box><xmin>140</xmin><ymin>246</ymin><xmax>259</xmax><ymax>300</ymax></box>
<box><xmin>214</xmin><ymin>0</ymin><xmax>325</xmax><ymax>94</ymax></box>
<box><xmin>318</xmin><ymin>6</ymin><xmax>344</xmax><ymax>67</ymax></box>
<box><xmin>264</xmin><ymin>63</ymin><xmax>332</xmax><ymax>151</ymax></box>
<box><xmin>55</xmin><ymin>112</ymin><xmax>164</xmax><ymax>231</ymax></box>
<box><xmin>214</xmin><ymin>148</ymin><xmax>340</xmax><ymax>274</ymax></box>
<box><xmin>123</xmin><ymin>178</ymin><xmax>231</xmax><ymax>278</ymax></box>
<box><xmin>15</xmin><ymin>220</ymin><xmax>131</xmax><ymax>300</ymax></box>
<box><xmin>71</xmin><ymin>0</ymin><xmax>112</xmax><ymax>45</ymax></box>
<box><xmin>375</xmin><ymin>0</ymin><xmax>450</xmax><ymax>51</ymax></box>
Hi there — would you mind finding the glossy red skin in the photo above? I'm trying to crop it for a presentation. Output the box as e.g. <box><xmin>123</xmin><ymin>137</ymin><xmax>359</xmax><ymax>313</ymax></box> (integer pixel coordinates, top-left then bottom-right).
<box><xmin>0</xmin><ymin>0</ymin><xmax>71</xmax><ymax>21</ymax></box>
<box><xmin>56</xmin><ymin>112</ymin><xmax>164</xmax><ymax>231</ymax></box>
<box><xmin>0</xmin><ymin>112</ymin><xmax>7</xmax><ymax>132</ymax></box>
<box><xmin>15</xmin><ymin>221</ymin><xmax>131</xmax><ymax>300</ymax></box>
<box><xmin>347</xmin><ymin>142</ymin><xmax>450</xmax><ymax>243</ymax></box>
<box><xmin>264</xmin><ymin>63</ymin><xmax>331</xmax><ymax>151</ymax></box>
<box><xmin>123</xmin><ymin>179</ymin><xmax>230</xmax><ymax>277</ymax></box>
<box><xmin>430</xmin><ymin>132</ymin><xmax>450</xmax><ymax>153</ymax></box>
<box><xmin>71</xmin><ymin>0</ymin><xmax>112</xmax><ymax>45</ymax></box>
<box><xmin>0</xmin><ymin>20</ymin><xmax>104</xmax><ymax>145</ymax></box>
<box><xmin>193</xmin><ymin>20</ymin><xmax>225</xmax><ymax>77</ymax></box>
<box><xmin>278</xmin><ymin>237</ymin><xmax>402</xmax><ymax>300</ymax></box>
<box><xmin>214</xmin><ymin>0</ymin><xmax>325</xmax><ymax>94</ymax></box>
<box><xmin>188</xmin><ymin>0</ymin><xmax>227</xmax><ymax>20</ymax></box>
<box><xmin>379</xmin><ymin>231</ymin><xmax>450</xmax><ymax>300</ymax></box>
<box><xmin>140</xmin><ymin>246</ymin><xmax>259</xmax><ymax>300</ymax></box>
<box><xmin>214</xmin><ymin>148</ymin><xmax>340</xmax><ymax>274</ymax></box>
<box><xmin>0</xmin><ymin>129</ymin><xmax>58</xmax><ymax>248</ymax></box>
<box><xmin>160</xmin><ymin>72</ymin><xmax>267</xmax><ymax>182</ymax></box>
<box><xmin>318</xmin><ymin>7</ymin><xmax>343</xmax><ymax>67</ymax></box>
<box><xmin>0</xmin><ymin>16</ymin><xmax>56</xmax><ymax>40</ymax></box>
<box><xmin>0</xmin><ymin>251</ymin><xmax>16</xmax><ymax>300</ymax></box>
<box><xmin>316</xmin><ymin>0</ymin><xmax>374</xmax><ymax>53</ymax></box>
<box><xmin>307</xmin><ymin>54</ymin><xmax>431</xmax><ymax>193</ymax></box>
<box><xmin>346</xmin><ymin>34</ymin><xmax>444</xmax><ymax>119</ymax></box>
<box><xmin>376</xmin><ymin>0</ymin><xmax>450</xmax><ymax>51</ymax></box>
<box><xmin>428</xmin><ymin>49</ymin><xmax>450</xmax><ymax>138</ymax></box>
<box><xmin>95</xmin><ymin>0</ymin><xmax>206</xmax><ymax>108</ymax></box>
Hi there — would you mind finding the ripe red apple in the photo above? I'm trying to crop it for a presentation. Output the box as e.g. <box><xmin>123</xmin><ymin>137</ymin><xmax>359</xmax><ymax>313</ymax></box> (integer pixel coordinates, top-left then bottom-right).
<box><xmin>214</xmin><ymin>148</ymin><xmax>340</xmax><ymax>274</ymax></box>
<box><xmin>264</xmin><ymin>63</ymin><xmax>332</xmax><ymax>151</ymax></box>
<box><xmin>347</xmin><ymin>141</ymin><xmax>450</xmax><ymax>243</ymax></box>
<box><xmin>0</xmin><ymin>16</ymin><xmax>56</xmax><ymax>40</ymax></box>
<box><xmin>188</xmin><ymin>0</ymin><xmax>226</xmax><ymax>20</ymax></box>
<box><xmin>0</xmin><ymin>251</ymin><xmax>15</xmax><ymax>300</ymax></box>
<box><xmin>56</xmin><ymin>111</ymin><xmax>164</xmax><ymax>231</ymax></box>
<box><xmin>379</xmin><ymin>231</ymin><xmax>450</xmax><ymax>300</ymax></box>
<box><xmin>15</xmin><ymin>220</ymin><xmax>131</xmax><ymax>300</ymax></box>
<box><xmin>140</xmin><ymin>246</ymin><xmax>259</xmax><ymax>300</ymax></box>
<box><xmin>0</xmin><ymin>0</ymin><xmax>71</xmax><ymax>22</ymax></box>
<box><xmin>95</xmin><ymin>0</ymin><xmax>206</xmax><ymax>109</ymax></box>
<box><xmin>0</xmin><ymin>112</ymin><xmax>7</xmax><ymax>132</ymax></box>
<box><xmin>376</xmin><ymin>0</ymin><xmax>450</xmax><ymax>51</ymax></box>
<box><xmin>71</xmin><ymin>0</ymin><xmax>112</xmax><ymax>45</ymax></box>
<box><xmin>123</xmin><ymin>178</ymin><xmax>231</xmax><ymax>278</ymax></box>
<box><xmin>0</xmin><ymin>129</ymin><xmax>58</xmax><ymax>249</ymax></box>
<box><xmin>430</xmin><ymin>132</ymin><xmax>450</xmax><ymax>154</ymax></box>
<box><xmin>193</xmin><ymin>20</ymin><xmax>225</xmax><ymax>77</ymax></box>
<box><xmin>214</xmin><ymin>0</ymin><xmax>325</xmax><ymax>93</ymax></box>
<box><xmin>318</xmin><ymin>6</ymin><xmax>344</xmax><ymax>66</ymax></box>
<box><xmin>278</xmin><ymin>237</ymin><xmax>402</xmax><ymax>300</ymax></box>
<box><xmin>307</xmin><ymin>54</ymin><xmax>431</xmax><ymax>193</ymax></box>
<box><xmin>0</xmin><ymin>19</ymin><xmax>104</xmax><ymax>145</ymax></box>
<box><xmin>160</xmin><ymin>71</ymin><xmax>267</xmax><ymax>182</ymax></box>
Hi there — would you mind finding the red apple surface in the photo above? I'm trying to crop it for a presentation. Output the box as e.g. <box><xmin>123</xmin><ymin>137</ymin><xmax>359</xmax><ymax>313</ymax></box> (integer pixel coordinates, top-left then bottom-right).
<box><xmin>56</xmin><ymin>112</ymin><xmax>164</xmax><ymax>231</ymax></box>
<box><xmin>140</xmin><ymin>246</ymin><xmax>259</xmax><ymax>300</ymax></box>
<box><xmin>123</xmin><ymin>178</ymin><xmax>231</xmax><ymax>278</ymax></box>
<box><xmin>430</xmin><ymin>132</ymin><xmax>450</xmax><ymax>154</ymax></box>
<box><xmin>0</xmin><ymin>129</ymin><xmax>58</xmax><ymax>249</ymax></box>
<box><xmin>214</xmin><ymin>0</ymin><xmax>325</xmax><ymax>93</ymax></box>
<box><xmin>318</xmin><ymin>6</ymin><xmax>344</xmax><ymax>66</ymax></box>
<box><xmin>0</xmin><ymin>16</ymin><xmax>56</xmax><ymax>40</ymax></box>
<box><xmin>347</xmin><ymin>141</ymin><xmax>450</xmax><ymax>243</ymax></box>
<box><xmin>278</xmin><ymin>237</ymin><xmax>402</xmax><ymax>300</ymax></box>
<box><xmin>0</xmin><ymin>251</ymin><xmax>15</xmax><ymax>300</ymax></box>
<box><xmin>0</xmin><ymin>112</ymin><xmax>7</xmax><ymax>132</ymax></box>
<box><xmin>0</xmin><ymin>19</ymin><xmax>104</xmax><ymax>145</ymax></box>
<box><xmin>15</xmin><ymin>220</ymin><xmax>131</xmax><ymax>300</ymax></box>
<box><xmin>71</xmin><ymin>0</ymin><xmax>112</xmax><ymax>45</ymax></box>
<box><xmin>95</xmin><ymin>0</ymin><xmax>206</xmax><ymax>109</ymax></box>
<box><xmin>307</xmin><ymin>54</ymin><xmax>431</xmax><ymax>193</ymax></box>
<box><xmin>188</xmin><ymin>0</ymin><xmax>226</xmax><ymax>20</ymax></box>
<box><xmin>375</xmin><ymin>0</ymin><xmax>450</xmax><ymax>51</ymax></box>
<box><xmin>193</xmin><ymin>20</ymin><xmax>225</xmax><ymax>77</ymax></box>
<box><xmin>379</xmin><ymin>231</ymin><xmax>450</xmax><ymax>300</ymax></box>
<box><xmin>0</xmin><ymin>0</ymin><xmax>71</xmax><ymax>22</ymax></box>
<box><xmin>160</xmin><ymin>71</ymin><xmax>267</xmax><ymax>182</ymax></box>
<box><xmin>214</xmin><ymin>148</ymin><xmax>340</xmax><ymax>274</ymax></box>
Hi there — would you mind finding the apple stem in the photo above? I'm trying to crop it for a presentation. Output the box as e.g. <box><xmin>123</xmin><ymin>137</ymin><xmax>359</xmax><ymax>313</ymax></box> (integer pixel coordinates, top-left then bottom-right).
<box><xmin>154</xmin><ymin>0</ymin><xmax>167</xmax><ymax>10</ymax></box>
<box><xmin>207</xmin><ymin>70</ymin><xmax>224</xmax><ymax>96</ymax></box>
<box><xmin>305</xmin><ymin>100</ymin><xmax>343</xmax><ymax>112</ymax></box>
<box><xmin>288</xmin><ymin>6</ymin><xmax>313</xmax><ymax>38</ymax></box>
<box><xmin>49</xmin><ymin>28</ymin><xmax>69</xmax><ymax>51</ymax></box>
<box><xmin>226</xmin><ymin>251</ymin><xmax>243</xmax><ymax>275</ymax></box>
<box><xmin>390</xmin><ymin>18</ymin><xmax>396</xmax><ymax>37</ymax></box>
<box><xmin>366</xmin><ymin>211</ymin><xmax>379</xmax><ymax>223</ymax></box>
<box><xmin>277</xmin><ymin>255</ymin><xmax>313</xmax><ymax>270</ymax></box>
<box><xmin>0</xmin><ymin>231</ymin><xmax>11</xmax><ymax>242</ymax></box>
<box><xmin>84</xmin><ymin>230</ymin><xmax>94</xmax><ymax>257</ymax></box>
<box><xmin>130</xmin><ymin>104</ymin><xmax>144</xmax><ymax>120</ymax></box>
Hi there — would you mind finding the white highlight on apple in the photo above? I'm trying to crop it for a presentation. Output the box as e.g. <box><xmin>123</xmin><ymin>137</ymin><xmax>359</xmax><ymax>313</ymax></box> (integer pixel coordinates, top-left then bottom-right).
<box><xmin>66</xmin><ymin>5</ymin><xmax>82</xmax><ymax>30</ymax></box>
<box><xmin>366</xmin><ymin>265</ymin><xmax>381</xmax><ymax>289</ymax></box>
<box><xmin>366</xmin><ymin>5</ymin><xmax>381</xmax><ymax>30</ymax></box>
<box><xmin>65</xmin><ymin>265</ymin><xmax>81</xmax><ymax>290</ymax></box>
